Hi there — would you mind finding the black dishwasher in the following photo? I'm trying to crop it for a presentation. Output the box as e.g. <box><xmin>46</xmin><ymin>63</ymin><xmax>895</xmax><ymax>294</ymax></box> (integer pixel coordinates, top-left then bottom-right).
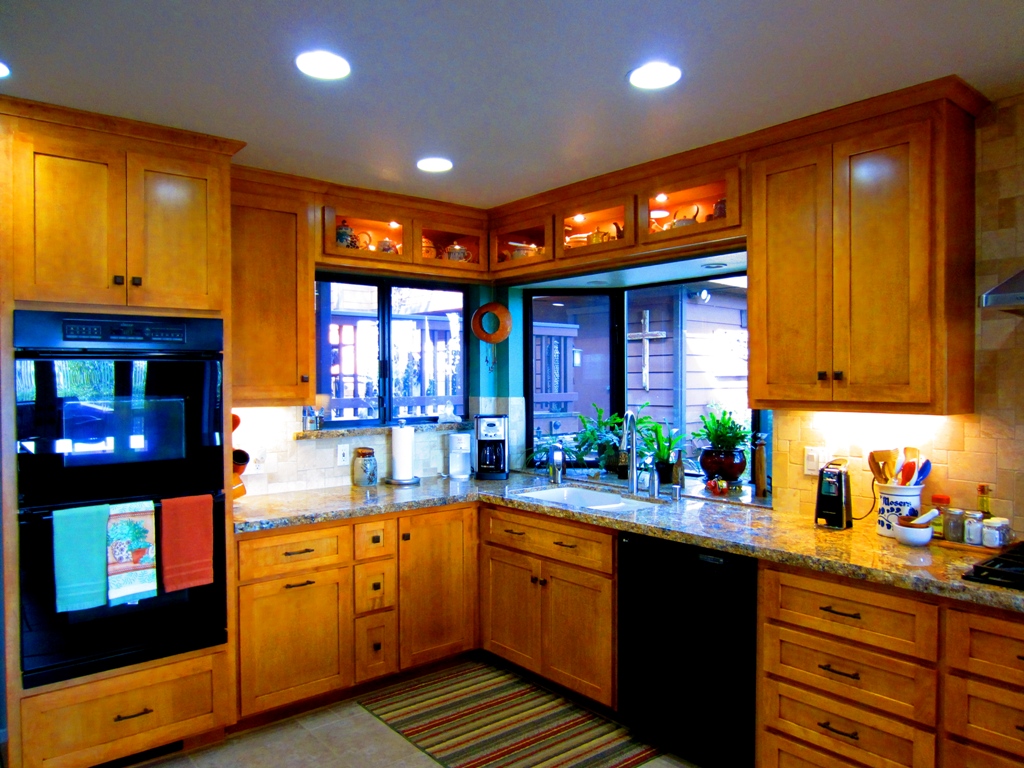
<box><xmin>618</xmin><ymin>533</ymin><xmax>758</xmax><ymax>768</ymax></box>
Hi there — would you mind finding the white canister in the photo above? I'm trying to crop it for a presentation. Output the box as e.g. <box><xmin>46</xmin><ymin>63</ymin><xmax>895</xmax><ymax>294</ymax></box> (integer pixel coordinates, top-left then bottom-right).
<box><xmin>876</xmin><ymin>483</ymin><xmax>924</xmax><ymax>537</ymax></box>
<box><xmin>448</xmin><ymin>433</ymin><xmax>471</xmax><ymax>479</ymax></box>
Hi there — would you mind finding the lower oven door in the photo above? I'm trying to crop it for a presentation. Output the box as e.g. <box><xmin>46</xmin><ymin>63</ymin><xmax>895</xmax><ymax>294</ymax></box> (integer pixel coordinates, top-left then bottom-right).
<box><xmin>19</xmin><ymin>494</ymin><xmax>227</xmax><ymax>689</ymax></box>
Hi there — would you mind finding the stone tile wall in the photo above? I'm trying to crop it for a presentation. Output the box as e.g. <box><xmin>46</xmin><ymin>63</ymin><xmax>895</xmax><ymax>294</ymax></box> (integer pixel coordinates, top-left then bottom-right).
<box><xmin>771</xmin><ymin>93</ymin><xmax>1024</xmax><ymax>531</ymax></box>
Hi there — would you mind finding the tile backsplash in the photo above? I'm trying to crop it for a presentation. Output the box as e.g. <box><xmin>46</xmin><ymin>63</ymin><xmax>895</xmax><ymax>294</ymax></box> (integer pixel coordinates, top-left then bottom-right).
<box><xmin>771</xmin><ymin>92</ymin><xmax>1024</xmax><ymax>531</ymax></box>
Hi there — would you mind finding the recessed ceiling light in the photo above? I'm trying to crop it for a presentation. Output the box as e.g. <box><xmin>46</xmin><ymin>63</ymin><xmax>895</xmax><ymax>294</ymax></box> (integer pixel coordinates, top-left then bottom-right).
<box><xmin>0</xmin><ymin>61</ymin><xmax>10</xmax><ymax>78</ymax></box>
<box><xmin>295</xmin><ymin>50</ymin><xmax>350</xmax><ymax>80</ymax></box>
<box><xmin>655</xmin><ymin>193</ymin><xmax>668</xmax><ymax>203</ymax></box>
<box><xmin>573</xmin><ymin>214</ymin><xmax>586</xmax><ymax>223</ymax></box>
<box><xmin>650</xmin><ymin>210</ymin><xmax>670</xmax><ymax>219</ymax></box>
<box><xmin>417</xmin><ymin>157</ymin><xmax>453</xmax><ymax>173</ymax></box>
<box><xmin>701</xmin><ymin>262</ymin><xmax>728</xmax><ymax>270</ymax></box>
<box><xmin>628</xmin><ymin>61</ymin><xmax>682</xmax><ymax>90</ymax></box>
<box><xmin>552</xmin><ymin>302</ymin><xmax>565</xmax><ymax>307</ymax></box>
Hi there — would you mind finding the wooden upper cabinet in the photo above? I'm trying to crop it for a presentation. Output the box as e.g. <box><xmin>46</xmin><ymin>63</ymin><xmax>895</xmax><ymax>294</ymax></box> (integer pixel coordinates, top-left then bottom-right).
<box><xmin>413</xmin><ymin>219</ymin><xmax>487</xmax><ymax>273</ymax></box>
<box><xmin>12</xmin><ymin>133</ymin><xmax>227</xmax><ymax>310</ymax></box>
<box><xmin>554</xmin><ymin>193</ymin><xmax>635</xmax><ymax>261</ymax></box>
<box><xmin>638</xmin><ymin>165</ymin><xmax>741</xmax><ymax>246</ymax></box>
<box><xmin>231</xmin><ymin>189</ymin><xmax>315</xmax><ymax>405</ymax></box>
<box><xmin>13</xmin><ymin>134</ymin><xmax>127</xmax><ymax>305</ymax></box>
<box><xmin>322</xmin><ymin>198</ymin><xmax>412</xmax><ymax>267</ymax></box>
<box><xmin>489</xmin><ymin>215</ymin><xmax>554</xmax><ymax>274</ymax></box>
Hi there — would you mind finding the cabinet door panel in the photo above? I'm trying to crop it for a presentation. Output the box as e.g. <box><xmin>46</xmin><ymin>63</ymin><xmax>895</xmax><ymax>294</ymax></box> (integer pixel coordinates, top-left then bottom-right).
<box><xmin>354</xmin><ymin>611</ymin><xmax>399</xmax><ymax>684</ymax></box>
<box><xmin>354</xmin><ymin>559</ymin><xmax>396</xmax><ymax>614</ymax></box>
<box><xmin>945</xmin><ymin>675</ymin><xmax>1024</xmax><ymax>758</ymax></box>
<box><xmin>13</xmin><ymin>134</ymin><xmax>127</xmax><ymax>304</ymax></box>
<box><xmin>399</xmin><ymin>507</ymin><xmax>477</xmax><ymax>668</ymax></box>
<box><xmin>480</xmin><ymin>545</ymin><xmax>542</xmax><ymax>673</ymax></box>
<box><xmin>540</xmin><ymin>560</ymin><xmax>613</xmax><ymax>706</ymax></box>
<box><xmin>832</xmin><ymin>121</ymin><xmax>931</xmax><ymax>404</ymax></box>
<box><xmin>238</xmin><ymin>567</ymin><xmax>353</xmax><ymax>715</ymax></box>
<box><xmin>231</xmin><ymin>192</ymin><xmax>314</xmax><ymax>404</ymax></box>
<box><xmin>127</xmin><ymin>153</ymin><xmax>223</xmax><ymax>310</ymax></box>
<box><xmin>749</xmin><ymin>145</ymin><xmax>833</xmax><ymax>403</ymax></box>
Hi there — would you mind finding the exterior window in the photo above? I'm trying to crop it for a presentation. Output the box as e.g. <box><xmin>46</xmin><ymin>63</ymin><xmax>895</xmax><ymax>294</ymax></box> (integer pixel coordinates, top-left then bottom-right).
<box><xmin>315</xmin><ymin>276</ymin><xmax>467</xmax><ymax>426</ymax></box>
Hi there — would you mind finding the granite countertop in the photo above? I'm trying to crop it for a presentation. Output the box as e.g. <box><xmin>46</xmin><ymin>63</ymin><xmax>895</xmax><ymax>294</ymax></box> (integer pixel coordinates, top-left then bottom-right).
<box><xmin>232</xmin><ymin>473</ymin><xmax>1024</xmax><ymax>614</ymax></box>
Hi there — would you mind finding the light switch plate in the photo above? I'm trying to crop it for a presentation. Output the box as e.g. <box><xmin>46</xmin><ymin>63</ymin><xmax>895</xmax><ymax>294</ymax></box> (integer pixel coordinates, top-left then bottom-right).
<box><xmin>337</xmin><ymin>444</ymin><xmax>350</xmax><ymax>466</ymax></box>
<box><xmin>804</xmin><ymin>446</ymin><xmax>819</xmax><ymax>476</ymax></box>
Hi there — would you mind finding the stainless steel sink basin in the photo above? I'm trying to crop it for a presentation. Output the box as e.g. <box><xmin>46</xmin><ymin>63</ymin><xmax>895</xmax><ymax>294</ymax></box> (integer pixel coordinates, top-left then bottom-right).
<box><xmin>513</xmin><ymin>486</ymin><xmax>650</xmax><ymax>511</ymax></box>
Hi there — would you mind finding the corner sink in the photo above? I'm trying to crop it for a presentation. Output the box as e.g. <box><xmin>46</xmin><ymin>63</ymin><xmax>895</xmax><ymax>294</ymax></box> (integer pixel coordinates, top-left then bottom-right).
<box><xmin>513</xmin><ymin>486</ymin><xmax>650</xmax><ymax>511</ymax></box>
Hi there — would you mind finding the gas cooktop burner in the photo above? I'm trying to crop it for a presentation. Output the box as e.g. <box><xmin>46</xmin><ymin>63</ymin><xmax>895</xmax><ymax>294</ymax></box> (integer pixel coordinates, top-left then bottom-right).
<box><xmin>962</xmin><ymin>542</ymin><xmax>1024</xmax><ymax>590</ymax></box>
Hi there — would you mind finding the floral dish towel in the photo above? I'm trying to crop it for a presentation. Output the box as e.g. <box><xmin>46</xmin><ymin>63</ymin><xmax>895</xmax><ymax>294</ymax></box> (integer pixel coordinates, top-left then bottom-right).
<box><xmin>107</xmin><ymin>501</ymin><xmax>158</xmax><ymax>606</ymax></box>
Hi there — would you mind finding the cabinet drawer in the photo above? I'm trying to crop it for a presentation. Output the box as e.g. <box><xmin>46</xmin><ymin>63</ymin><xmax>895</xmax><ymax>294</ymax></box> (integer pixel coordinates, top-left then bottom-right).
<box><xmin>761</xmin><ymin>731</ymin><xmax>874</xmax><ymax>768</ymax></box>
<box><xmin>354</xmin><ymin>559</ymin><xmax>396</xmax><ymax>614</ymax></box>
<box><xmin>355</xmin><ymin>611</ymin><xmax>399</xmax><ymax>684</ymax></box>
<box><xmin>944</xmin><ymin>739</ymin><xmax>1024</xmax><ymax>768</ymax></box>
<box><xmin>22</xmin><ymin>653</ymin><xmax>228</xmax><ymax>768</ymax></box>
<box><xmin>947</xmin><ymin>610</ymin><xmax>1024</xmax><ymax>686</ymax></box>
<box><xmin>764</xmin><ymin>624</ymin><xmax>937</xmax><ymax>724</ymax></box>
<box><xmin>762</xmin><ymin>570</ymin><xmax>938</xmax><ymax>660</ymax></box>
<box><xmin>354</xmin><ymin>519</ymin><xmax>397</xmax><ymax>560</ymax></box>
<box><xmin>763</xmin><ymin>678</ymin><xmax>935</xmax><ymax>768</ymax></box>
<box><xmin>945</xmin><ymin>674</ymin><xmax>1024</xmax><ymax>758</ymax></box>
<box><xmin>239</xmin><ymin>526</ymin><xmax>352</xmax><ymax>582</ymax></box>
<box><xmin>481</xmin><ymin>507</ymin><xmax>613</xmax><ymax>574</ymax></box>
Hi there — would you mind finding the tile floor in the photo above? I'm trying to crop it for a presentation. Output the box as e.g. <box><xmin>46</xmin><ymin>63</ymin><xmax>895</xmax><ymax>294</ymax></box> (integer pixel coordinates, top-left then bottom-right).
<box><xmin>145</xmin><ymin>698</ymin><xmax>696</xmax><ymax>768</ymax></box>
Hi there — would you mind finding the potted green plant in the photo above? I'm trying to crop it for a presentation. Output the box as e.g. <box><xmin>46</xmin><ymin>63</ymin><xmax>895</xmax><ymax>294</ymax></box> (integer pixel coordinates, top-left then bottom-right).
<box><xmin>571</xmin><ymin>404</ymin><xmax>623</xmax><ymax>472</ymax></box>
<box><xmin>690</xmin><ymin>409</ymin><xmax>751</xmax><ymax>482</ymax></box>
<box><xmin>641</xmin><ymin>420</ymin><xmax>683</xmax><ymax>485</ymax></box>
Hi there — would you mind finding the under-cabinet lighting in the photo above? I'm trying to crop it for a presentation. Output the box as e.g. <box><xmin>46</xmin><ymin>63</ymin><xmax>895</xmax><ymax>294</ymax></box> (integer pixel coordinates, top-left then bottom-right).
<box><xmin>628</xmin><ymin>61</ymin><xmax>682</xmax><ymax>90</ymax></box>
<box><xmin>388</xmin><ymin>221</ymin><xmax>400</xmax><ymax>228</ymax></box>
<box><xmin>650</xmin><ymin>210</ymin><xmax>670</xmax><ymax>219</ymax></box>
<box><xmin>573</xmin><ymin>214</ymin><xmax>586</xmax><ymax>223</ymax></box>
<box><xmin>295</xmin><ymin>50</ymin><xmax>351</xmax><ymax>80</ymax></box>
<box><xmin>655</xmin><ymin>193</ymin><xmax>668</xmax><ymax>203</ymax></box>
<box><xmin>417</xmin><ymin>157</ymin><xmax>453</xmax><ymax>173</ymax></box>
<box><xmin>0</xmin><ymin>62</ymin><xmax>10</xmax><ymax>78</ymax></box>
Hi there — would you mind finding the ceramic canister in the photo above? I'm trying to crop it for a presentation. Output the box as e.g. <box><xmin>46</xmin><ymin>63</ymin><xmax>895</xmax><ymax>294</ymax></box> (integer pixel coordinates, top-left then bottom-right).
<box><xmin>876</xmin><ymin>482</ymin><xmax>924</xmax><ymax>537</ymax></box>
<box><xmin>352</xmin><ymin>447</ymin><xmax>378</xmax><ymax>487</ymax></box>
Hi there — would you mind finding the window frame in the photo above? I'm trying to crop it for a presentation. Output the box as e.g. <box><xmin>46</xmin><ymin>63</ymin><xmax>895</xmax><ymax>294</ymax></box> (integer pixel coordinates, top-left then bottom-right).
<box><xmin>315</xmin><ymin>270</ymin><xmax>470</xmax><ymax>428</ymax></box>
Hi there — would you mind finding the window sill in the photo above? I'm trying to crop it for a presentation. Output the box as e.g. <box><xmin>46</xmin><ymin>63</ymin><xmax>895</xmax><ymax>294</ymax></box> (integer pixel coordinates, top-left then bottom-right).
<box><xmin>295</xmin><ymin>422</ymin><xmax>472</xmax><ymax>440</ymax></box>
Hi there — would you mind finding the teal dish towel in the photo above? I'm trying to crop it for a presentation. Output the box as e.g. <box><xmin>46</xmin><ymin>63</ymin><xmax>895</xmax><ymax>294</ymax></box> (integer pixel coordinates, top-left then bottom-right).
<box><xmin>53</xmin><ymin>504</ymin><xmax>110</xmax><ymax>613</ymax></box>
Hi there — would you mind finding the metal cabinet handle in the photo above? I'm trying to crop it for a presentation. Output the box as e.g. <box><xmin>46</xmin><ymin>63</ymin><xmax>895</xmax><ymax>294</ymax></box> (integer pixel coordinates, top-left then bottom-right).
<box><xmin>553</xmin><ymin>541</ymin><xmax>577</xmax><ymax>549</ymax></box>
<box><xmin>819</xmin><ymin>605</ymin><xmax>861</xmax><ymax>620</ymax></box>
<box><xmin>818</xmin><ymin>663</ymin><xmax>861</xmax><ymax>680</ymax></box>
<box><xmin>373</xmin><ymin>642</ymin><xmax>382</xmax><ymax>652</ymax></box>
<box><xmin>833</xmin><ymin>370</ymin><xmax>844</xmax><ymax>381</ymax></box>
<box><xmin>114</xmin><ymin>707</ymin><xmax>153</xmax><ymax>722</ymax></box>
<box><xmin>402</xmin><ymin>533</ymin><xmax>411</xmax><ymax>541</ymax></box>
<box><xmin>504</xmin><ymin>529</ymin><xmax>526</xmax><ymax>536</ymax></box>
<box><xmin>285</xmin><ymin>580</ymin><xmax>315</xmax><ymax>589</ymax></box>
<box><xmin>538</xmin><ymin>578</ymin><xmax>548</xmax><ymax>586</ymax></box>
<box><xmin>300</xmin><ymin>375</ymin><xmax>310</xmax><ymax>382</ymax></box>
<box><xmin>131</xmin><ymin>276</ymin><xmax>143</xmax><ymax>287</ymax></box>
<box><xmin>371</xmin><ymin>535</ymin><xmax>381</xmax><ymax>544</ymax></box>
<box><xmin>817</xmin><ymin>371</ymin><xmax>828</xmax><ymax>381</ymax></box>
<box><xmin>283</xmin><ymin>548</ymin><xmax>315</xmax><ymax>557</ymax></box>
<box><xmin>372</xmin><ymin>582</ymin><xmax>381</xmax><ymax>591</ymax></box>
<box><xmin>818</xmin><ymin>721</ymin><xmax>858</xmax><ymax>740</ymax></box>
<box><xmin>113</xmin><ymin>275</ymin><xmax>125</xmax><ymax>286</ymax></box>
<box><xmin>530</xmin><ymin>576</ymin><xmax>539</xmax><ymax>584</ymax></box>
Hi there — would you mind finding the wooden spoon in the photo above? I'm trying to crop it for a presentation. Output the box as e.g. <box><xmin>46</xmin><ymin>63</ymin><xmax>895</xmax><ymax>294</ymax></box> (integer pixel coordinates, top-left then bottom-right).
<box><xmin>904</xmin><ymin>446</ymin><xmax>920</xmax><ymax>464</ymax></box>
<box><xmin>867</xmin><ymin>452</ymin><xmax>887</xmax><ymax>484</ymax></box>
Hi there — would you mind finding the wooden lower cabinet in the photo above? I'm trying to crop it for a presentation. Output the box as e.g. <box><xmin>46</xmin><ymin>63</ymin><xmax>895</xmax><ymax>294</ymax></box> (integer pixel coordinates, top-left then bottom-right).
<box><xmin>398</xmin><ymin>506</ymin><xmax>478</xmax><ymax>669</ymax></box>
<box><xmin>481</xmin><ymin>546</ymin><xmax>543</xmax><ymax>673</ymax></box>
<box><xmin>943</xmin><ymin>739</ymin><xmax>1024</xmax><ymax>768</ymax></box>
<box><xmin>762</xmin><ymin>731</ymin><xmax>875</xmax><ymax>768</ymax></box>
<box><xmin>21</xmin><ymin>653</ymin><xmax>230</xmax><ymax>768</ymax></box>
<box><xmin>238</xmin><ymin>567</ymin><xmax>353</xmax><ymax>716</ymax></box>
<box><xmin>354</xmin><ymin>611</ymin><xmax>399</xmax><ymax>683</ymax></box>
<box><xmin>945</xmin><ymin>675</ymin><xmax>1024</xmax><ymax>759</ymax></box>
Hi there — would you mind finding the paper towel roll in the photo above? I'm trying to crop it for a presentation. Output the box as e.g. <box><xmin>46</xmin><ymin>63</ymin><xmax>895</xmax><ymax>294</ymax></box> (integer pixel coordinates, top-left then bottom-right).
<box><xmin>391</xmin><ymin>425</ymin><xmax>415</xmax><ymax>480</ymax></box>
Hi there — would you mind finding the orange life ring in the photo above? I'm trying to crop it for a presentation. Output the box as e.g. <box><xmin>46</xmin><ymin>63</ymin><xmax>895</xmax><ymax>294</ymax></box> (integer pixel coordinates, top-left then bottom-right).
<box><xmin>471</xmin><ymin>302</ymin><xmax>513</xmax><ymax>344</ymax></box>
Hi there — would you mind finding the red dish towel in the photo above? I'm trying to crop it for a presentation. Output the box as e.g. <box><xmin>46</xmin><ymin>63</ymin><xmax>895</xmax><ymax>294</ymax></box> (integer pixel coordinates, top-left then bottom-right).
<box><xmin>160</xmin><ymin>494</ymin><xmax>214</xmax><ymax>592</ymax></box>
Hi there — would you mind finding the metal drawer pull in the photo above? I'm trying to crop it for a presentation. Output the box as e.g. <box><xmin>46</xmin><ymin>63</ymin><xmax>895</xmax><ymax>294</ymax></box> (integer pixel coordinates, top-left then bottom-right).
<box><xmin>372</xmin><ymin>582</ymin><xmax>381</xmax><ymax>591</ymax></box>
<box><xmin>113</xmin><ymin>275</ymin><xmax>125</xmax><ymax>286</ymax></box>
<box><xmin>819</xmin><ymin>605</ymin><xmax>861</xmax><ymax>620</ymax></box>
<box><xmin>131</xmin><ymin>276</ymin><xmax>143</xmax><ymax>287</ymax></box>
<box><xmin>538</xmin><ymin>578</ymin><xmax>548</xmax><ymax>586</ymax></box>
<box><xmin>283</xmin><ymin>548</ymin><xmax>315</xmax><ymax>556</ymax></box>
<box><xmin>818</xmin><ymin>721</ymin><xmax>858</xmax><ymax>740</ymax></box>
<box><xmin>285</xmin><ymin>580</ymin><xmax>315</xmax><ymax>589</ymax></box>
<box><xmin>504</xmin><ymin>529</ymin><xmax>526</xmax><ymax>536</ymax></box>
<box><xmin>371</xmin><ymin>535</ymin><xmax>381</xmax><ymax>543</ymax></box>
<box><xmin>114</xmin><ymin>707</ymin><xmax>153</xmax><ymax>722</ymax></box>
<box><xmin>553</xmin><ymin>541</ymin><xmax>577</xmax><ymax>549</ymax></box>
<box><xmin>373</xmin><ymin>642</ymin><xmax>382</xmax><ymax>652</ymax></box>
<box><xmin>530</xmin><ymin>576</ymin><xmax>539</xmax><ymax>584</ymax></box>
<box><xmin>1017</xmin><ymin>655</ymin><xmax>1024</xmax><ymax>662</ymax></box>
<box><xmin>818</xmin><ymin>663</ymin><xmax>861</xmax><ymax>680</ymax></box>
<box><xmin>402</xmin><ymin>533</ymin><xmax>411</xmax><ymax>541</ymax></box>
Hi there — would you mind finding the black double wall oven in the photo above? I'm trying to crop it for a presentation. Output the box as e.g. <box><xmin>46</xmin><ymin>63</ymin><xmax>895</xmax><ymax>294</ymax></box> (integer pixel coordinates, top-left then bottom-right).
<box><xmin>14</xmin><ymin>310</ymin><xmax>228</xmax><ymax>688</ymax></box>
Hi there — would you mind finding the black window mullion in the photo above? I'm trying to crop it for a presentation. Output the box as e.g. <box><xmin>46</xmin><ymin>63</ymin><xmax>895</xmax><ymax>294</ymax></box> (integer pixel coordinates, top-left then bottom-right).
<box><xmin>379</xmin><ymin>286</ymin><xmax>391</xmax><ymax>424</ymax></box>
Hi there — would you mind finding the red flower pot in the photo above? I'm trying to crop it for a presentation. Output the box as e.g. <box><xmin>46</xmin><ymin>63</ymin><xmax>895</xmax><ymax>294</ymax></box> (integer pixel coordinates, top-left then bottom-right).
<box><xmin>698</xmin><ymin>448</ymin><xmax>746</xmax><ymax>483</ymax></box>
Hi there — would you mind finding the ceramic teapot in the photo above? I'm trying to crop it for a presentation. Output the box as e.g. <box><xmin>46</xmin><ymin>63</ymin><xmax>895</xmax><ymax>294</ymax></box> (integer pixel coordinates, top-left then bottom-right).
<box><xmin>672</xmin><ymin>205</ymin><xmax>700</xmax><ymax>227</ymax></box>
<box><xmin>378</xmin><ymin>237</ymin><xmax>399</xmax><ymax>254</ymax></box>
<box><xmin>444</xmin><ymin>241</ymin><xmax>470</xmax><ymax>261</ymax></box>
<box><xmin>587</xmin><ymin>228</ymin><xmax>611</xmax><ymax>245</ymax></box>
<box><xmin>336</xmin><ymin>219</ymin><xmax>356</xmax><ymax>247</ymax></box>
<box><xmin>422</xmin><ymin>237</ymin><xmax>438</xmax><ymax>259</ymax></box>
<box><xmin>503</xmin><ymin>242</ymin><xmax>537</xmax><ymax>260</ymax></box>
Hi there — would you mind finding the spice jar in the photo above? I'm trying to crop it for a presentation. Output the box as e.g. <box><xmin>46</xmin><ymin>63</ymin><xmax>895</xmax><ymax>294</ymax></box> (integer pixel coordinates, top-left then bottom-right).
<box><xmin>929</xmin><ymin>493</ymin><xmax>950</xmax><ymax>540</ymax></box>
<box><xmin>964</xmin><ymin>510</ymin><xmax>985</xmax><ymax>546</ymax></box>
<box><xmin>943</xmin><ymin>508</ymin><xmax>965</xmax><ymax>543</ymax></box>
<box><xmin>352</xmin><ymin>447</ymin><xmax>378</xmax><ymax>487</ymax></box>
<box><xmin>977</xmin><ymin>483</ymin><xmax>992</xmax><ymax>518</ymax></box>
<box><xmin>983</xmin><ymin>517</ymin><xmax>1012</xmax><ymax>548</ymax></box>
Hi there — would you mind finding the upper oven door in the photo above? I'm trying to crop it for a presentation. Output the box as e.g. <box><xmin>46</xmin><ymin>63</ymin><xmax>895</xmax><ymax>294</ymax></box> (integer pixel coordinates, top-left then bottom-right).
<box><xmin>14</xmin><ymin>352</ymin><xmax>223</xmax><ymax>509</ymax></box>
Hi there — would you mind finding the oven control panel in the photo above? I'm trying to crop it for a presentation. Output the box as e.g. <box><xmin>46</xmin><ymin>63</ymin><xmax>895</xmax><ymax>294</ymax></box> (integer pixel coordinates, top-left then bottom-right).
<box><xmin>63</xmin><ymin>319</ymin><xmax>186</xmax><ymax>343</ymax></box>
<box><xmin>14</xmin><ymin>310</ymin><xmax>222</xmax><ymax>353</ymax></box>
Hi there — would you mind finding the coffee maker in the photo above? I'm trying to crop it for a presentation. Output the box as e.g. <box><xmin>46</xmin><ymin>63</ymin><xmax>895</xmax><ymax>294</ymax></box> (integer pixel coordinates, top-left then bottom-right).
<box><xmin>474</xmin><ymin>415</ymin><xmax>509</xmax><ymax>480</ymax></box>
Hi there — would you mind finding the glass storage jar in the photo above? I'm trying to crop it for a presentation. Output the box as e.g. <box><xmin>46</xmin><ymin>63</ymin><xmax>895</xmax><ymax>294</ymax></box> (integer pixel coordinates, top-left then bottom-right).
<box><xmin>352</xmin><ymin>447</ymin><xmax>378</xmax><ymax>486</ymax></box>
<box><xmin>983</xmin><ymin>517</ymin><xmax>1012</xmax><ymax>548</ymax></box>
<box><xmin>929</xmin><ymin>493</ymin><xmax>950</xmax><ymax>539</ymax></box>
<box><xmin>964</xmin><ymin>510</ymin><xmax>985</xmax><ymax>546</ymax></box>
<box><xmin>943</xmin><ymin>507</ymin><xmax>965</xmax><ymax>543</ymax></box>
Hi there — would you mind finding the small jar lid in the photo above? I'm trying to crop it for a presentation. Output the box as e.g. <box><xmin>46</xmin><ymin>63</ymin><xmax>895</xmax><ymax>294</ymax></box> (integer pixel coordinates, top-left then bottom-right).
<box><xmin>964</xmin><ymin>510</ymin><xmax>985</xmax><ymax>520</ymax></box>
<box><xmin>946</xmin><ymin>507</ymin><xmax>965</xmax><ymax>516</ymax></box>
<box><xmin>986</xmin><ymin>516</ymin><xmax>1010</xmax><ymax>526</ymax></box>
<box><xmin>930</xmin><ymin>494</ymin><xmax>951</xmax><ymax>504</ymax></box>
<box><xmin>355</xmin><ymin>447</ymin><xmax>374</xmax><ymax>457</ymax></box>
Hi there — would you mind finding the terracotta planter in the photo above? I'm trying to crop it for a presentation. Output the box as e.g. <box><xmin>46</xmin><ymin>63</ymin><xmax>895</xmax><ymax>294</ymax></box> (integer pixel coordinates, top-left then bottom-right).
<box><xmin>698</xmin><ymin>448</ymin><xmax>747</xmax><ymax>482</ymax></box>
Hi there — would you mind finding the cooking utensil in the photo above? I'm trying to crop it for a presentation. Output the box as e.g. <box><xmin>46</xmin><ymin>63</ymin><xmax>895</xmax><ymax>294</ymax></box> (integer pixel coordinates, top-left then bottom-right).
<box><xmin>867</xmin><ymin>452</ymin><xmax>887</xmax><ymax>484</ymax></box>
<box><xmin>904</xmin><ymin>446</ymin><xmax>920</xmax><ymax>463</ymax></box>
<box><xmin>900</xmin><ymin>507</ymin><xmax>940</xmax><ymax>527</ymax></box>
<box><xmin>900</xmin><ymin>460</ymin><xmax>916</xmax><ymax>486</ymax></box>
<box><xmin>915</xmin><ymin>459</ymin><xmax>931</xmax><ymax>485</ymax></box>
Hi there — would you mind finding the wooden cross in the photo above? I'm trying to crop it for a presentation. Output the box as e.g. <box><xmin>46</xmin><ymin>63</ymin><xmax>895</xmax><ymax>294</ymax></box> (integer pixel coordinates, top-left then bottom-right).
<box><xmin>626</xmin><ymin>309</ymin><xmax>667</xmax><ymax>391</ymax></box>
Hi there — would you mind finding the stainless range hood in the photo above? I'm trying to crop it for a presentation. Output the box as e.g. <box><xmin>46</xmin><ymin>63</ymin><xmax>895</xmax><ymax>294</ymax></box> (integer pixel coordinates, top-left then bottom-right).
<box><xmin>980</xmin><ymin>270</ymin><xmax>1024</xmax><ymax>316</ymax></box>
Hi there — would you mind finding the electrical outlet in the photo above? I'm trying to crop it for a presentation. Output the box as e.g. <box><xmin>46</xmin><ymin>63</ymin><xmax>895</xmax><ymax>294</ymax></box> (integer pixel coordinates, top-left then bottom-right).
<box><xmin>804</xmin><ymin>446</ymin><xmax>819</xmax><ymax>476</ymax></box>
<box><xmin>337</xmin><ymin>444</ymin><xmax>350</xmax><ymax>466</ymax></box>
<box><xmin>248</xmin><ymin>446</ymin><xmax>266</xmax><ymax>474</ymax></box>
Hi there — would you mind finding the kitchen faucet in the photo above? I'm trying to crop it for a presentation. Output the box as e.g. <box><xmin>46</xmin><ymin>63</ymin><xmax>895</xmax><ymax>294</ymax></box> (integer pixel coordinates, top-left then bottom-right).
<box><xmin>547</xmin><ymin>442</ymin><xmax>564</xmax><ymax>484</ymax></box>
<box><xmin>620</xmin><ymin>410</ymin><xmax>638</xmax><ymax>495</ymax></box>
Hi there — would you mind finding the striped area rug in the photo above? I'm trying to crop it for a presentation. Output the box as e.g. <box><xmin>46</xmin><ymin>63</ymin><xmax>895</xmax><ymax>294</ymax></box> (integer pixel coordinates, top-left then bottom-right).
<box><xmin>359</xmin><ymin>660</ymin><xmax>659</xmax><ymax>768</ymax></box>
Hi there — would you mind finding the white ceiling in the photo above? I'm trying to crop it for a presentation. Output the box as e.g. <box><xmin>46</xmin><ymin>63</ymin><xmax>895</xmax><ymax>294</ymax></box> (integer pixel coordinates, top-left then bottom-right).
<box><xmin>1</xmin><ymin>0</ymin><xmax>1021</xmax><ymax>209</ymax></box>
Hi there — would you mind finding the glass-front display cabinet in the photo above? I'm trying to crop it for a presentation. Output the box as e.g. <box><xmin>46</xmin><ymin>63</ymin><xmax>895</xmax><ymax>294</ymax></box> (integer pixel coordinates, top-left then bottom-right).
<box><xmin>638</xmin><ymin>167</ymin><xmax>740</xmax><ymax>246</ymax></box>
<box><xmin>490</xmin><ymin>216</ymin><xmax>554</xmax><ymax>273</ymax></box>
<box><xmin>412</xmin><ymin>220</ymin><xmax>487</xmax><ymax>273</ymax></box>
<box><xmin>322</xmin><ymin>200</ymin><xmax>412</xmax><ymax>266</ymax></box>
<box><xmin>555</xmin><ymin>195</ymin><xmax>635</xmax><ymax>260</ymax></box>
